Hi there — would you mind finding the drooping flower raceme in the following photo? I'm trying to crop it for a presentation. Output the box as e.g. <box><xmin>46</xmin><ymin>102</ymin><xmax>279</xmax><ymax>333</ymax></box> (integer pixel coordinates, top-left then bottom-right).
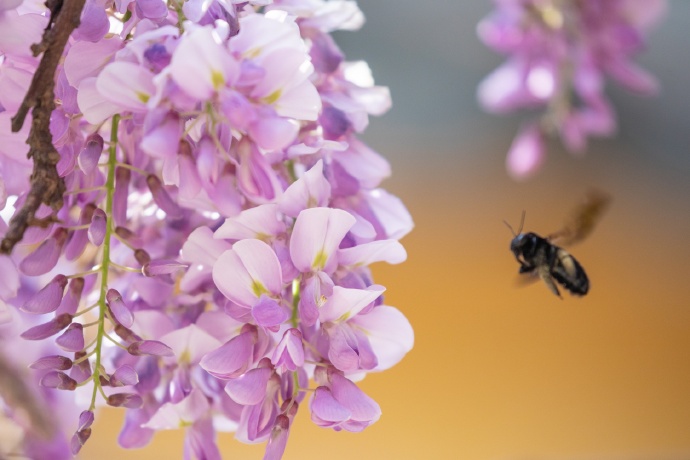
<box><xmin>477</xmin><ymin>0</ymin><xmax>667</xmax><ymax>179</ymax></box>
<box><xmin>0</xmin><ymin>1</ymin><xmax>414</xmax><ymax>458</ymax></box>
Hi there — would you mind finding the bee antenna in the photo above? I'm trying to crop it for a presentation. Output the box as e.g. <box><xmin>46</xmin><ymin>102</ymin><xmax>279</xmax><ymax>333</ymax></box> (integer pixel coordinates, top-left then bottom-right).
<box><xmin>503</xmin><ymin>219</ymin><xmax>517</xmax><ymax>237</ymax></box>
<box><xmin>503</xmin><ymin>210</ymin><xmax>526</xmax><ymax>237</ymax></box>
<box><xmin>517</xmin><ymin>210</ymin><xmax>526</xmax><ymax>234</ymax></box>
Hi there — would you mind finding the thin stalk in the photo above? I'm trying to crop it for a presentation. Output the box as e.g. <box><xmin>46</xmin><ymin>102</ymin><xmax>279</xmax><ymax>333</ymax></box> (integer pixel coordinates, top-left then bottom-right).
<box><xmin>89</xmin><ymin>114</ymin><xmax>120</xmax><ymax>410</ymax></box>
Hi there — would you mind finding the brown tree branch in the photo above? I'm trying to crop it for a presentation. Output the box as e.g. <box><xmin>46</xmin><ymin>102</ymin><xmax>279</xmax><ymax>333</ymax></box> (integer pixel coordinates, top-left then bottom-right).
<box><xmin>0</xmin><ymin>352</ymin><xmax>54</xmax><ymax>439</ymax></box>
<box><xmin>0</xmin><ymin>0</ymin><xmax>86</xmax><ymax>255</ymax></box>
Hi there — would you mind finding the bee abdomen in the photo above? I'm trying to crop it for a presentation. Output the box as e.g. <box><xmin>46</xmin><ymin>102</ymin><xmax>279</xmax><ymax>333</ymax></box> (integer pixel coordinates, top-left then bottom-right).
<box><xmin>552</xmin><ymin>249</ymin><xmax>589</xmax><ymax>295</ymax></box>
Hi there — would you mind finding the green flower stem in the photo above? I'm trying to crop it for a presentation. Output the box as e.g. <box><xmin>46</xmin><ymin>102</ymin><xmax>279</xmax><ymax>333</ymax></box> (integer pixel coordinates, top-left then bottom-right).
<box><xmin>290</xmin><ymin>278</ymin><xmax>300</xmax><ymax>328</ymax></box>
<box><xmin>89</xmin><ymin>114</ymin><xmax>120</xmax><ymax>411</ymax></box>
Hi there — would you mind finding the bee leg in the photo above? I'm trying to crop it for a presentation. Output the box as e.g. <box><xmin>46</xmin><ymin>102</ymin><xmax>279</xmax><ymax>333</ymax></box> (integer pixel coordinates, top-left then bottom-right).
<box><xmin>538</xmin><ymin>266</ymin><xmax>562</xmax><ymax>298</ymax></box>
<box><xmin>518</xmin><ymin>264</ymin><xmax>534</xmax><ymax>274</ymax></box>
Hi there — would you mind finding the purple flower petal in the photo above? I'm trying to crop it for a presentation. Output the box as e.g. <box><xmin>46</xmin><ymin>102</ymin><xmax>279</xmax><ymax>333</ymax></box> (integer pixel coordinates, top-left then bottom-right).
<box><xmin>73</xmin><ymin>0</ymin><xmax>109</xmax><ymax>42</ymax></box>
<box><xmin>56</xmin><ymin>277</ymin><xmax>85</xmax><ymax>315</ymax></box>
<box><xmin>338</xmin><ymin>239</ymin><xmax>407</xmax><ymax>267</ymax></box>
<box><xmin>169</xmin><ymin>26</ymin><xmax>239</xmax><ymax>100</ymax></box>
<box><xmin>212</xmin><ymin>239</ymin><xmax>283</xmax><ymax>308</ymax></box>
<box><xmin>96</xmin><ymin>61</ymin><xmax>156</xmax><ymax>112</ymax></box>
<box><xmin>319</xmin><ymin>285</ymin><xmax>385</xmax><ymax>324</ymax></box>
<box><xmin>19</xmin><ymin>228</ymin><xmax>67</xmax><ymax>276</ymax></box>
<box><xmin>55</xmin><ymin>322</ymin><xmax>85</xmax><ymax>352</ymax></box>
<box><xmin>351</xmin><ymin>305</ymin><xmax>414</xmax><ymax>371</ymax></box>
<box><xmin>264</xmin><ymin>415</ymin><xmax>290</xmax><ymax>460</ymax></box>
<box><xmin>330</xmin><ymin>373</ymin><xmax>380</xmax><ymax>425</ymax></box>
<box><xmin>0</xmin><ymin>255</ymin><xmax>19</xmax><ymax>301</ymax></box>
<box><xmin>251</xmin><ymin>295</ymin><xmax>288</xmax><ymax>330</ymax></box>
<box><xmin>290</xmin><ymin>208</ymin><xmax>356</xmax><ymax>273</ymax></box>
<box><xmin>21</xmin><ymin>313</ymin><xmax>73</xmax><ymax>340</ymax></box>
<box><xmin>65</xmin><ymin>204</ymin><xmax>95</xmax><ymax>261</ymax></box>
<box><xmin>106</xmin><ymin>288</ymin><xmax>134</xmax><ymax>328</ymax></box>
<box><xmin>135</xmin><ymin>0</ymin><xmax>168</xmax><ymax>20</ymax></box>
<box><xmin>110</xmin><ymin>364</ymin><xmax>139</xmax><ymax>387</ymax></box>
<box><xmin>278</xmin><ymin>160</ymin><xmax>331</xmax><ymax>218</ymax></box>
<box><xmin>21</xmin><ymin>274</ymin><xmax>68</xmax><ymax>314</ymax></box>
<box><xmin>214</xmin><ymin>204</ymin><xmax>285</xmax><ymax>241</ymax></box>
<box><xmin>224</xmin><ymin>367</ymin><xmax>272</xmax><ymax>405</ymax></box>
<box><xmin>88</xmin><ymin>208</ymin><xmax>107</xmax><ymax>246</ymax></box>
<box><xmin>29</xmin><ymin>355</ymin><xmax>73</xmax><ymax>371</ymax></box>
<box><xmin>506</xmin><ymin>123</ymin><xmax>546</xmax><ymax>181</ymax></box>
<box><xmin>271</xmin><ymin>328</ymin><xmax>304</xmax><ymax>371</ymax></box>
<box><xmin>310</xmin><ymin>386</ymin><xmax>350</xmax><ymax>426</ymax></box>
<box><xmin>199</xmin><ymin>331</ymin><xmax>254</xmax><ymax>379</ymax></box>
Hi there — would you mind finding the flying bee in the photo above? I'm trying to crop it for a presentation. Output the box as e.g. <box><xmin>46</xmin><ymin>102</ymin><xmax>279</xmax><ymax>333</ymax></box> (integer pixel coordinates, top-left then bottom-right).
<box><xmin>506</xmin><ymin>190</ymin><xmax>610</xmax><ymax>298</ymax></box>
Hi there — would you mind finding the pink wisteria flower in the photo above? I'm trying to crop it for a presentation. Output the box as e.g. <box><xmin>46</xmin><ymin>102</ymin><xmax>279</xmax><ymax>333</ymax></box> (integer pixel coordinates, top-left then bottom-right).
<box><xmin>0</xmin><ymin>0</ymin><xmax>413</xmax><ymax>458</ymax></box>
<box><xmin>478</xmin><ymin>0</ymin><xmax>667</xmax><ymax>179</ymax></box>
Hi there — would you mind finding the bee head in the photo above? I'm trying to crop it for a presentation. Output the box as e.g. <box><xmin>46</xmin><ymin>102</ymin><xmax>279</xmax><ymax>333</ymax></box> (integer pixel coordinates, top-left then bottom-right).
<box><xmin>510</xmin><ymin>232</ymin><xmax>539</xmax><ymax>258</ymax></box>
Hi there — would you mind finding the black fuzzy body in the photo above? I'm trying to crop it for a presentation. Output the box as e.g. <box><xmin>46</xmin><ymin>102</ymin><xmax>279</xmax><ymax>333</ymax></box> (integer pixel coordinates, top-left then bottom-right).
<box><xmin>510</xmin><ymin>232</ymin><xmax>589</xmax><ymax>297</ymax></box>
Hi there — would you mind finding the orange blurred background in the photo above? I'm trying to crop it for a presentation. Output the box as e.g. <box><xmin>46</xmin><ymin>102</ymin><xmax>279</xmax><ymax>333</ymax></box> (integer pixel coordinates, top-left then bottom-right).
<box><xmin>84</xmin><ymin>2</ymin><xmax>690</xmax><ymax>459</ymax></box>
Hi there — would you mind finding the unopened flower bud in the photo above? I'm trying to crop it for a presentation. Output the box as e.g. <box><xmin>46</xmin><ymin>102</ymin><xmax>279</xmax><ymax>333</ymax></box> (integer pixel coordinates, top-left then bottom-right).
<box><xmin>147</xmin><ymin>174</ymin><xmax>183</xmax><ymax>218</ymax></box>
<box><xmin>114</xmin><ymin>324</ymin><xmax>142</xmax><ymax>344</ymax></box>
<box><xmin>106</xmin><ymin>289</ymin><xmax>134</xmax><ymax>328</ymax></box>
<box><xmin>29</xmin><ymin>355</ymin><xmax>73</xmax><ymax>371</ymax></box>
<box><xmin>142</xmin><ymin>259</ymin><xmax>188</xmax><ymax>277</ymax></box>
<box><xmin>65</xmin><ymin>204</ymin><xmax>96</xmax><ymax>261</ymax></box>
<box><xmin>107</xmin><ymin>392</ymin><xmax>143</xmax><ymax>408</ymax></box>
<box><xmin>134</xmin><ymin>249</ymin><xmax>151</xmax><ymax>265</ymax></box>
<box><xmin>113</xmin><ymin>167</ymin><xmax>131</xmax><ymax>227</ymax></box>
<box><xmin>127</xmin><ymin>340</ymin><xmax>174</xmax><ymax>357</ymax></box>
<box><xmin>78</xmin><ymin>133</ymin><xmax>104</xmax><ymax>174</ymax></box>
<box><xmin>88</xmin><ymin>208</ymin><xmax>107</xmax><ymax>246</ymax></box>
<box><xmin>40</xmin><ymin>371</ymin><xmax>77</xmax><ymax>390</ymax></box>
<box><xmin>71</xmin><ymin>428</ymin><xmax>92</xmax><ymax>455</ymax></box>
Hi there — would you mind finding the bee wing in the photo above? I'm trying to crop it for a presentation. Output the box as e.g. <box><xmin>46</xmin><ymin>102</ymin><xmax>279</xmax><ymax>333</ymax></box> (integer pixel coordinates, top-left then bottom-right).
<box><xmin>548</xmin><ymin>189</ymin><xmax>611</xmax><ymax>247</ymax></box>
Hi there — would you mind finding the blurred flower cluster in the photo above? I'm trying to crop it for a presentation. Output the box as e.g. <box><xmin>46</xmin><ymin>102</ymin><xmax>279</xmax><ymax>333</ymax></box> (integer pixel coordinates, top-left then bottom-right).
<box><xmin>477</xmin><ymin>0</ymin><xmax>667</xmax><ymax>179</ymax></box>
<box><xmin>0</xmin><ymin>0</ymin><xmax>414</xmax><ymax>458</ymax></box>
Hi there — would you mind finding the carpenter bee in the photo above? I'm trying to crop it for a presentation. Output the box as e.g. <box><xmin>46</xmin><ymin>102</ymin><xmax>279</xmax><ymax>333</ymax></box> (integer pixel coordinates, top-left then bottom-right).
<box><xmin>506</xmin><ymin>190</ymin><xmax>610</xmax><ymax>298</ymax></box>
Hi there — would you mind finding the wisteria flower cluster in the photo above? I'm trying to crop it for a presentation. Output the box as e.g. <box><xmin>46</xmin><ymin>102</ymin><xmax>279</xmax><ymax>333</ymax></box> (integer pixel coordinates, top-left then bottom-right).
<box><xmin>0</xmin><ymin>0</ymin><xmax>414</xmax><ymax>458</ymax></box>
<box><xmin>477</xmin><ymin>0</ymin><xmax>667</xmax><ymax>179</ymax></box>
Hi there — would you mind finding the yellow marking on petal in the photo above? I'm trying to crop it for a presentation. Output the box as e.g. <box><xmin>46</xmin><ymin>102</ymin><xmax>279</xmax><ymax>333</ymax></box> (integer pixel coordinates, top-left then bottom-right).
<box><xmin>179</xmin><ymin>348</ymin><xmax>191</xmax><ymax>365</ymax></box>
<box><xmin>251</xmin><ymin>279</ymin><xmax>269</xmax><ymax>297</ymax></box>
<box><xmin>211</xmin><ymin>70</ymin><xmax>225</xmax><ymax>89</ymax></box>
<box><xmin>263</xmin><ymin>89</ymin><xmax>282</xmax><ymax>105</ymax></box>
<box><xmin>255</xmin><ymin>232</ymin><xmax>271</xmax><ymax>243</ymax></box>
<box><xmin>136</xmin><ymin>92</ymin><xmax>150</xmax><ymax>103</ymax></box>
<box><xmin>312</xmin><ymin>250</ymin><xmax>328</xmax><ymax>271</ymax></box>
<box><xmin>245</xmin><ymin>47</ymin><xmax>262</xmax><ymax>59</ymax></box>
<box><xmin>180</xmin><ymin>419</ymin><xmax>193</xmax><ymax>428</ymax></box>
<box><xmin>538</xmin><ymin>4</ymin><xmax>563</xmax><ymax>29</ymax></box>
